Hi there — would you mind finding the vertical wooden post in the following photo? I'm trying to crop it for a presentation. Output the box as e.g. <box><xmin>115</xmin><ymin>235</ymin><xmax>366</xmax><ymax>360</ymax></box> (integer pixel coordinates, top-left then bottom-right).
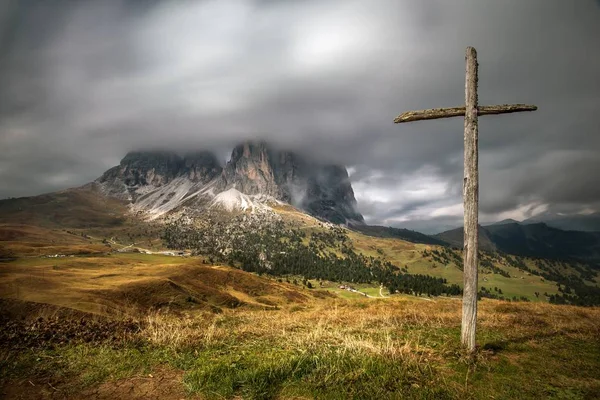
<box><xmin>461</xmin><ymin>46</ymin><xmax>479</xmax><ymax>352</ymax></box>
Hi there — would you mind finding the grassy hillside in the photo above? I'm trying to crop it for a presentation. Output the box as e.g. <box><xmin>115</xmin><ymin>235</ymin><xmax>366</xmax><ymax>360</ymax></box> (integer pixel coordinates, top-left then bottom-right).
<box><xmin>163</xmin><ymin>208</ymin><xmax>599</xmax><ymax>305</ymax></box>
<box><xmin>348</xmin><ymin>223</ymin><xmax>447</xmax><ymax>245</ymax></box>
<box><xmin>0</xmin><ymin>188</ymin><xmax>128</xmax><ymax>229</ymax></box>
<box><xmin>0</xmin><ymin>187</ymin><xmax>168</xmax><ymax>257</ymax></box>
<box><xmin>1</xmin><ymin>189</ymin><xmax>599</xmax><ymax>305</ymax></box>
<box><xmin>0</xmin><ymin>224</ymin><xmax>109</xmax><ymax>258</ymax></box>
<box><xmin>0</xmin><ymin>253</ymin><xmax>319</xmax><ymax>317</ymax></box>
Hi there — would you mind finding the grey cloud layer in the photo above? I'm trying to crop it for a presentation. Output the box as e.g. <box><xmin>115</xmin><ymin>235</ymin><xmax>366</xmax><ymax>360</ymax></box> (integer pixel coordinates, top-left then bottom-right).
<box><xmin>1</xmin><ymin>0</ymin><xmax>599</xmax><ymax>233</ymax></box>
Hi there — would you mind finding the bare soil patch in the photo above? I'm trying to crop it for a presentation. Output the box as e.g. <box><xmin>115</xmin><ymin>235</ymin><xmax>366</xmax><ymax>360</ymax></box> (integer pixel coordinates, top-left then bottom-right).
<box><xmin>1</xmin><ymin>368</ymin><xmax>196</xmax><ymax>400</ymax></box>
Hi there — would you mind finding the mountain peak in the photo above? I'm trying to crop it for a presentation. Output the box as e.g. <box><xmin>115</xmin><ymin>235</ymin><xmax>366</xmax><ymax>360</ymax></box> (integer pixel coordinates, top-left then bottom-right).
<box><xmin>223</xmin><ymin>141</ymin><xmax>279</xmax><ymax>197</ymax></box>
<box><xmin>94</xmin><ymin>142</ymin><xmax>363</xmax><ymax>224</ymax></box>
<box><xmin>232</xmin><ymin>140</ymin><xmax>271</xmax><ymax>159</ymax></box>
<box><xmin>488</xmin><ymin>218</ymin><xmax>520</xmax><ymax>226</ymax></box>
<box><xmin>221</xmin><ymin>141</ymin><xmax>363</xmax><ymax>223</ymax></box>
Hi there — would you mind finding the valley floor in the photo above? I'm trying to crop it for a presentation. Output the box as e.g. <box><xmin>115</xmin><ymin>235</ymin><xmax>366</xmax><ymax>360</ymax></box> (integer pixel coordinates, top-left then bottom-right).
<box><xmin>1</xmin><ymin>253</ymin><xmax>599</xmax><ymax>399</ymax></box>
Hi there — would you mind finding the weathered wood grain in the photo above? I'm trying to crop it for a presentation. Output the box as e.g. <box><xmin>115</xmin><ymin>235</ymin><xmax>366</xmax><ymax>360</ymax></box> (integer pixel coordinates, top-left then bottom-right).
<box><xmin>461</xmin><ymin>46</ymin><xmax>479</xmax><ymax>352</ymax></box>
<box><xmin>393</xmin><ymin>104</ymin><xmax>537</xmax><ymax>123</ymax></box>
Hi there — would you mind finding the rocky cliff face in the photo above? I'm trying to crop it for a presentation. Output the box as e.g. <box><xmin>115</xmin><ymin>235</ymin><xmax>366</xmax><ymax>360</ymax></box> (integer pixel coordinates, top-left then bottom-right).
<box><xmin>97</xmin><ymin>151</ymin><xmax>184</xmax><ymax>201</ymax></box>
<box><xmin>220</xmin><ymin>142</ymin><xmax>281</xmax><ymax>197</ymax></box>
<box><xmin>94</xmin><ymin>141</ymin><xmax>363</xmax><ymax>224</ymax></box>
<box><xmin>183</xmin><ymin>151</ymin><xmax>222</xmax><ymax>183</ymax></box>
<box><xmin>301</xmin><ymin>165</ymin><xmax>363</xmax><ymax>224</ymax></box>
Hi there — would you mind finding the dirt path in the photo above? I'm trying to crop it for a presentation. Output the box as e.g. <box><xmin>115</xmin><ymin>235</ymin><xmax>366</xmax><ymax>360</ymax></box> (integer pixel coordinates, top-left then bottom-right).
<box><xmin>1</xmin><ymin>368</ymin><xmax>197</xmax><ymax>400</ymax></box>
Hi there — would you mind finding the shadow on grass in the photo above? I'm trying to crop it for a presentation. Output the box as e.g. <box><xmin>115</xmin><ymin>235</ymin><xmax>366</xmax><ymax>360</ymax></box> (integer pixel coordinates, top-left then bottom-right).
<box><xmin>482</xmin><ymin>330</ymin><xmax>563</xmax><ymax>353</ymax></box>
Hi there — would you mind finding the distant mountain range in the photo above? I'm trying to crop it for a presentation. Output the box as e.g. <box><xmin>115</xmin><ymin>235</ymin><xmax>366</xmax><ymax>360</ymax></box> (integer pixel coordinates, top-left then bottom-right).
<box><xmin>435</xmin><ymin>222</ymin><xmax>600</xmax><ymax>261</ymax></box>
<box><xmin>521</xmin><ymin>212</ymin><xmax>600</xmax><ymax>232</ymax></box>
<box><xmin>483</xmin><ymin>213</ymin><xmax>600</xmax><ymax>232</ymax></box>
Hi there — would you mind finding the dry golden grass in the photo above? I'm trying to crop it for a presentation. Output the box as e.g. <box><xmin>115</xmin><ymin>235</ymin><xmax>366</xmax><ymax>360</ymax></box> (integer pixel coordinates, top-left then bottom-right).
<box><xmin>0</xmin><ymin>254</ymin><xmax>317</xmax><ymax>319</ymax></box>
<box><xmin>0</xmin><ymin>224</ymin><xmax>109</xmax><ymax>257</ymax></box>
<box><xmin>131</xmin><ymin>296</ymin><xmax>600</xmax><ymax>398</ymax></box>
<box><xmin>139</xmin><ymin>296</ymin><xmax>600</xmax><ymax>358</ymax></box>
<box><xmin>0</xmin><ymin>188</ymin><xmax>128</xmax><ymax>229</ymax></box>
<box><xmin>2</xmin><ymin>291</ymin><xmax>599</xmax><ymax>399</ymax></box>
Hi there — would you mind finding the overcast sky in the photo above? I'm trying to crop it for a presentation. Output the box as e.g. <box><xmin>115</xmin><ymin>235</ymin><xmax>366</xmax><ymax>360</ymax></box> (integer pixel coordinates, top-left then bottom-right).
<box><xmin>1</xmin><ymin>0</ymin><xmax>599</xmax><ymax>233</ymax></box>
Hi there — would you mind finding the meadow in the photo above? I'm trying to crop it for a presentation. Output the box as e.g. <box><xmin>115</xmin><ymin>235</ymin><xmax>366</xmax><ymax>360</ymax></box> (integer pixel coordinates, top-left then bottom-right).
<box><xmin>1</xmin><ymin>253</ymin><xmax>599</xmax><ymax>399</ymax></box>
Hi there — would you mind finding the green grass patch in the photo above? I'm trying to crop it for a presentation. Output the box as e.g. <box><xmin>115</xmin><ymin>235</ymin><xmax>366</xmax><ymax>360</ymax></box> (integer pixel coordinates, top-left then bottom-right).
<box><xmin>450</xmin><ymin>336</ymin><xmax>600</xmax><ymax>399</ymax></box>
<box><xmin>183</xmin><ymin>345</ymin><xmax>451</xmax><ymax>400</ymax></box>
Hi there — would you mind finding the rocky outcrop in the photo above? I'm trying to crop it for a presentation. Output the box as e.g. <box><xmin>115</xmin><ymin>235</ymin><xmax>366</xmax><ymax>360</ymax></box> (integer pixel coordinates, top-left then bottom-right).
<box><xmin>219</xmin><ymin>142</ymin><xmax>281</xmax><ymax>197</ymax></box>
<box><xmin>94</xmin><ymin>141</ymin><xmax>364</xmax><ymax>224</ymax></box>
<box><xmin>97</xmin><ymin>151</ymin><xmax>184</xmax><ymax>201</ymax></box>
<box><xmin>216</xmin><ymin>141</ymin><xmax>363</xmax><ymax>223</ymax></box>
<box><xmin>183</xmin><ymin>151</ymin><xmax>222</xmax><ymax>183</ymax></box>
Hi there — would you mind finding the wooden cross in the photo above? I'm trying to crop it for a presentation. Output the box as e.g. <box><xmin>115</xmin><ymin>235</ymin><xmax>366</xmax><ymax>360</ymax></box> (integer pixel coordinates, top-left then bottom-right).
<box><xmin>394</xmin><ymin>47</ymin><xmax>537</xmax><ymax>352</ymax></box>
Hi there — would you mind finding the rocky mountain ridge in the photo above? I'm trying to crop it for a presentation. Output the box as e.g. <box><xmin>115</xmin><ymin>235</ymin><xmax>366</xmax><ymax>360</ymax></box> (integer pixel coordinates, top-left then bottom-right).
<box><xmin>94</xmin><ymin>141</ymin><xmax>364</xmax><ymax>224</ymax></box>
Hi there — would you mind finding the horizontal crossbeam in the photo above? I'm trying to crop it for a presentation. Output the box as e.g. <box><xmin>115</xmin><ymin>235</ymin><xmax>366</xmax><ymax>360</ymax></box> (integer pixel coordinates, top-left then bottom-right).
<box><xmin>394</xmin><ymin>104</ymin><xmax>537</xmax><ymax>123</ymax></box>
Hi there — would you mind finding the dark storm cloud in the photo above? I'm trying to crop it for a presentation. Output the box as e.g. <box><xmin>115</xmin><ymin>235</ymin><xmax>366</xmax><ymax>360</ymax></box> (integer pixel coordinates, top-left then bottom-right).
<box><xmin>0</xmin><ymin>0</ymin><xmax>599</xmax><ymax>232</ymax></box>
